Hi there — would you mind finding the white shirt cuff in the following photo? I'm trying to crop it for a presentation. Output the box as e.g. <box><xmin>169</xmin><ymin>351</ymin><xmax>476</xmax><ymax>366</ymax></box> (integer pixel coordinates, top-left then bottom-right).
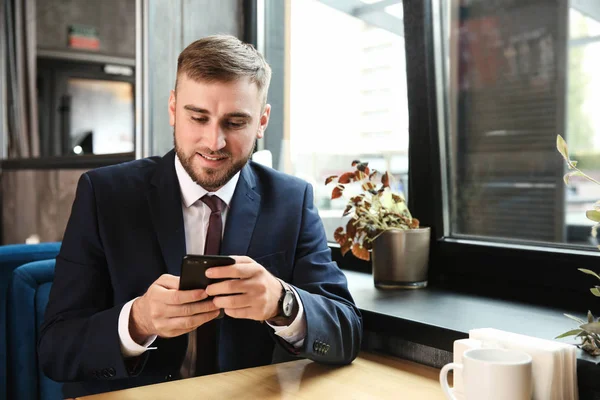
<box><xmin>118</xmin><ymin>297</ymin><xmax>158</xmax><ymax>358</ymax></box>
<box><xmin>267</xmin><ymin>281</ymin><xmax>306</xmax><ymax>348</ymax></box>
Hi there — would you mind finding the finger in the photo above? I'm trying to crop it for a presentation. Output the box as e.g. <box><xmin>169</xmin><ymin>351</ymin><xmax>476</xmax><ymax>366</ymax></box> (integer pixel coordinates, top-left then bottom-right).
<box><xmin>154</xmin><ymin>274</ymin><xmax>181</xmax><ymax>290</ymax></box>
<box><xmin>163</xmin><ymin>310</ymin><xmax>222</xmax><ymax>335</ymax></box>
<box><xmin>223</xmin><ymin>307</ymin><xmax>253</xmax><ymax>320</ymax></box>
<box><xmin>158</xmin><ymin>287</ymin><xmax>208</xmax><ymax>305</ymax></box>
<box><xmin>165</xmin><ymin>299</ymin><xmax>221</xmax><ymax>317</ymax></box>
<box><xmin>205</xmin><ymin>278</ymin><xmax>248</xmax><ymax>297</ymax></box>
<box><xmin>206</xmin><ymin>263</ymin><xmax>257</xmax><ymax>280</ymax></box>
<box><xmin>212</xmin><ymin>293</ymin><xmax>251</xmax><ymax>309</ymax></box>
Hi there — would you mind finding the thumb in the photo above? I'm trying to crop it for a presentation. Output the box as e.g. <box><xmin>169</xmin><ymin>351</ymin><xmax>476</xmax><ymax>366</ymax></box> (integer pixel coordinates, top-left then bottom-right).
<box><xmin>155</xmin><ymin>274</ymin><xmax>180</xmax><ymax>290</ymax></box>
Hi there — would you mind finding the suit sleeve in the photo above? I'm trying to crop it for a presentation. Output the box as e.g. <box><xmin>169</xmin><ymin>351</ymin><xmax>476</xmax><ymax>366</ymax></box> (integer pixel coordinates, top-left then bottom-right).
<box><xmin>38</xmin><ymin>173</ymin><xmax>185</xmax><ymax>382</ymax></box>
<box><xmin>280</xmin><ymin>183</ymin><xmax>363</xmax><ymax>365</ymax></box>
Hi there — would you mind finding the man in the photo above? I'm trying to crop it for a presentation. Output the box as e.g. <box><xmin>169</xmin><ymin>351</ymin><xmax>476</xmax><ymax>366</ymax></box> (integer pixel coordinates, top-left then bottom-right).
<box><xmin>39</xmin><ymin>35</ymin><xmax>362</xmax><ymax>398</ymax></box>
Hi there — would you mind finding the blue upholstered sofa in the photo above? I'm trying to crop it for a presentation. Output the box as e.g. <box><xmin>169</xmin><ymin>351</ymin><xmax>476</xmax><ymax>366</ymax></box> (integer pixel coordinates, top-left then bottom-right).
<box><xmin>0</xmin><ymin>243</ymin><xmax>61</xmax><ymax>400</ymax></box>
<box><xmin>8</xmin><ymin>259</ymin><xmax>63</xmax><ymax>400</ymax></box>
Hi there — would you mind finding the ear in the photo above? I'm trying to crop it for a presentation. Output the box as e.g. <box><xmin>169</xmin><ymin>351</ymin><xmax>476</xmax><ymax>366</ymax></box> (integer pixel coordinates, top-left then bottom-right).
<box><xmin>257</xmin><ymin>104</ymin><xmax>271</xmax><ymax>139</ymax></box>
<box><xmin>168</xmin><ymin>90</ymin><xmax>176</xmax><ymax>127</ymax></box>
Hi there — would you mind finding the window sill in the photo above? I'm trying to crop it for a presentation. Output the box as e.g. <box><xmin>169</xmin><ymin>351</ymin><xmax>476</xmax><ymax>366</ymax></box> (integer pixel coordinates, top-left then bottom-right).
<box><xmin>342</xmin><ymin>270</ymin><xmax>600</xmax><ymax>393</ymax></box>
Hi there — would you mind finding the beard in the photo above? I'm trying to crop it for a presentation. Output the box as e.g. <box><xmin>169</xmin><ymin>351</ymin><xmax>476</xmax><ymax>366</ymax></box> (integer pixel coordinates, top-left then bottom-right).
<box><xmin>174</xmin><ymin>128</ymin><xmax>254</xmax><ymax>192</ymax></box>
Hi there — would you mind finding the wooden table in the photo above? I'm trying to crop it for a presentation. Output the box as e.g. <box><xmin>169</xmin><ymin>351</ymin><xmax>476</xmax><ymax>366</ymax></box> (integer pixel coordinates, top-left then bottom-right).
<box><xmin>79</xmin><ymin>352</ymin><xmax>446</xmax><ymax>399</ymax></box>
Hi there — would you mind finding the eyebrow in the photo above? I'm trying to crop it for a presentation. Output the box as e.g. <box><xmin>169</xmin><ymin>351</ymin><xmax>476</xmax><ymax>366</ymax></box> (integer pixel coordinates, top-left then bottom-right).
<box><xmin>183</xmin><ymin>105</ymin><xmax>252</xmax><ymax>119</ymax></box>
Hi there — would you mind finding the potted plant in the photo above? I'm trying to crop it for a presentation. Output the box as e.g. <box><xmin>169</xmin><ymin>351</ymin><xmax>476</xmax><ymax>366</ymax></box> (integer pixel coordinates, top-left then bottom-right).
<box><xmin>325</xmin><ymin>160</ymin><xmax>431</xmax><ymax>288</ymax></box>
<box><xmin>556</xmin><ymin>134</ymin><xmax>600</xmax><ymax>355</ymax></box>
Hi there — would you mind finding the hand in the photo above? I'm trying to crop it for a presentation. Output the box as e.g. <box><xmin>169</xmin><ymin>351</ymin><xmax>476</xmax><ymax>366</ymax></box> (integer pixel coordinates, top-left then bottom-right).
<box><xmin>205</xmin><ymin>256</ymin><xmax>282</xmax><ymax>321</ymax></box>
<box><xmin>130</xmin><ymin>274</ymin><xmax>221</xmax><ymax>344</ymax></box>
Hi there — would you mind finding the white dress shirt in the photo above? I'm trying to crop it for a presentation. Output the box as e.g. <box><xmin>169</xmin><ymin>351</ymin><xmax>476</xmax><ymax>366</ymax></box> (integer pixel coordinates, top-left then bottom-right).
<box><xmin>117</xmin><ymin>155</ymin><xmax>306</xmax><ymax>375</ymax></box>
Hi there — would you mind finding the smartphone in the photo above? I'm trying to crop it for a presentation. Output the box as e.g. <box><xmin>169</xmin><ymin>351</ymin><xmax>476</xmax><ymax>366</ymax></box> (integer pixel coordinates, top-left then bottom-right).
<box><xmin>179</xmin><ymin>255</ymin><xmax>235</xmax><ymax>291</ymax></box>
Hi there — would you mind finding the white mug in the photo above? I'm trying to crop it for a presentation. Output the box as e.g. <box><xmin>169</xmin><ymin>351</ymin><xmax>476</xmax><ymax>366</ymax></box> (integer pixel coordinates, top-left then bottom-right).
<box><xmin>440</xmin><ymin>348</ymin><xmax>533</xmax><ymax>400</ymax></box>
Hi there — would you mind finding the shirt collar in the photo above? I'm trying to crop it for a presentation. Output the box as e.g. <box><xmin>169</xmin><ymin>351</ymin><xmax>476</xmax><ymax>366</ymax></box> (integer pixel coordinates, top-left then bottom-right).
<box><xmin>174</xmin><ymin>154</ymin><xmax>240</xmax><ymax>208</ymax></box>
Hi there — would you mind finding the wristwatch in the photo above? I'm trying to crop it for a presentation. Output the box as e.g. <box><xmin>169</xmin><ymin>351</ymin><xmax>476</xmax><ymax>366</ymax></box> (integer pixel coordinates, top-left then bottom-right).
<box><xmin>275</xmin><ymin>282</ymin><xmax>295</xmax><ymax>320</ymax></box>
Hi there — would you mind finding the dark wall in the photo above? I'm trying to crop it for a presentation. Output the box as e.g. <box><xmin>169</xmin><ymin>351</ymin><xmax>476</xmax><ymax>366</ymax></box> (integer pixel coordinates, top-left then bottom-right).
<box><xmin>36</xmin><ymin>0</ymin><xmax>136</xmax><ymax>57</ymax></box>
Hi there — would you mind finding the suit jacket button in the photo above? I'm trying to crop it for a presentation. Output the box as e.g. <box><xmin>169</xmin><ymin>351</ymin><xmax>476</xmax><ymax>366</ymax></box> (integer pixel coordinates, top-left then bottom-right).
<box><xmin>165</xmin><ymin>374</ymin><xmax>172</xmax><ymax>380</ymax></box>
<box><xmin>108</xmin><ymin>368</ymin><xmax>116</xmax><ymax>377</ymax></box>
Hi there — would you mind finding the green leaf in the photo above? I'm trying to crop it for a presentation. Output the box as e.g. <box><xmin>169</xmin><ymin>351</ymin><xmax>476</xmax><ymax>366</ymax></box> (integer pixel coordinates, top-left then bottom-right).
<box><xmin>564</xmin><ymin>313</ymin><xmax>586</xmax><ymax>324</ymax></box>
<box><xmin>557</xmin><ymin>135</ymin><xmax>569</xmax><ymax>161</ymax></box>
<box><xmin>591</xmin><ymin>287</ymin><xmax>600</xmax><ymax>297</ymax></box>
<box><xmin>579</xmin><ymin>268</ymin><xmax>600</xmax><ymax>280</ymax></box>
<box><xmin>564</xmin><ymin>170</ymin><xmax>585</xmax><ymax>185</ymax></box>
<box><xmin>587</xmin><ymin>210</ymin><xmax>600</xmax><ymax>223</ymax></box>
<box><xmin>580</xmin><ymin>322</ymin><xmax>600</xmax><ymax>334</ymax></box>
<box><xmin>555</xmin><ymin>329</ymin><xmax>584</xmax><ymax>339</ymax></box>
<box><xmin>589</xmin><ymin>310</ymin><xmax>595</xmax><ymax>323</ymax></box>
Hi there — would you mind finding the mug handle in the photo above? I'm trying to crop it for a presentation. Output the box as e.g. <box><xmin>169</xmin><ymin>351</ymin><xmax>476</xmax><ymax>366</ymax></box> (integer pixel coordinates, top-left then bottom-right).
<box><xmin>439</xmin><ymin>363</ymin><xmax>462</xmax><ymax>400</ymax></box>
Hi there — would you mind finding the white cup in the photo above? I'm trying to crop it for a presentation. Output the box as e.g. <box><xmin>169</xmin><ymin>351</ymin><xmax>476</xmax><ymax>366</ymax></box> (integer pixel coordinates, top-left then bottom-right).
<box><xmin>440</xmin><ymin>348</ymin><xmax>533</xmax><ymax>400</ymax></box>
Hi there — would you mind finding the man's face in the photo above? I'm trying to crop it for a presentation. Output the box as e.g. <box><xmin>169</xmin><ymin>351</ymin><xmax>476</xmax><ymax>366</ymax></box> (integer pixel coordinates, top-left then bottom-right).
<box><xmin>169</xmin><ymin>74</ymin><xmax>270</xmax><ymax>191</ymax></box>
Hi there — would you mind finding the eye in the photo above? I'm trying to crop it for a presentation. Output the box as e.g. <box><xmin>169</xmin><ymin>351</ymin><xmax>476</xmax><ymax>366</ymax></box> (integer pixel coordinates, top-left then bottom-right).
<box><xmin>191</xmin><ymin>116</ymin><xmax>208</xmax><ymax>123</ymax></box>
<box><xmin>225</xmin><ymin>120</ymin><xmax>247</xmax><ymax>129</ymax></box>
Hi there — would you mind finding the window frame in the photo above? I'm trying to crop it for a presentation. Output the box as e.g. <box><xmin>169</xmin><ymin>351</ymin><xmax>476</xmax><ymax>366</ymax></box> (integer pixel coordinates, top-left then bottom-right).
<box><xmin>404</xmin><ymin>0</ymin><xmax>598</xmax><ymax>311</ymax></box>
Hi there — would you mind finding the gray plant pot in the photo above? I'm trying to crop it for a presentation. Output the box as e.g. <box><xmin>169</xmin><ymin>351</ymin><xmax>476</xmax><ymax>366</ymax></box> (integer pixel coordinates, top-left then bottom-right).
<box><xmin>371</xmin><ymin>227</ymin><xmax>431</xmax><ymax>289</ymax></box>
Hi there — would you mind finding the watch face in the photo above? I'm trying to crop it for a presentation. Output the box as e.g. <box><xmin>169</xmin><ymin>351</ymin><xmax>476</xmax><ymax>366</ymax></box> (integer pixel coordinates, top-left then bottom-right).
<box><xmin>283</xmin><ymin>291</ymin><xmax>294</xmax><ymax>317</ymax></box>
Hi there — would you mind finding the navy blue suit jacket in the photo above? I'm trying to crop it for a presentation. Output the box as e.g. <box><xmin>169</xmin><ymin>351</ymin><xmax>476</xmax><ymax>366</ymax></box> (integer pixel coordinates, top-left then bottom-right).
<box><xmin>38</xmin><ymin>150</ymin><xmax>362</xmax><ymax>398</ymax></box>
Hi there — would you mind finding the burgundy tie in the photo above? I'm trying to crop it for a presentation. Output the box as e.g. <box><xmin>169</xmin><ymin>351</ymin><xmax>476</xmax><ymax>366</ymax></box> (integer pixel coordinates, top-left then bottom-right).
<box><xmin>201</xmin><ymin>195</ymin><xmax>226</xmax><ymax>255</ymax></box>
<box><xmin>194</xmin><ymin>194</ymin><xmax>226</xmax><ymax>376</ymax></box>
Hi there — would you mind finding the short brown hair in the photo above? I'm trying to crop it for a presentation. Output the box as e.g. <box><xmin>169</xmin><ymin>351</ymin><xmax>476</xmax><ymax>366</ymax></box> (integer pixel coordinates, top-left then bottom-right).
<box><xmin>175</xmin><ymin>35</ymin><xmax>272</xmax><ymax>108</ymax></box>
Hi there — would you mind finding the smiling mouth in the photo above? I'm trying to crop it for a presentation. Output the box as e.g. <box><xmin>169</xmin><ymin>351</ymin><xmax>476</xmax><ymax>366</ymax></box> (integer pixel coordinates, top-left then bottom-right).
<box><xmin>198</xmin><ymin>153</ymin><xmax>227</xmax><ymax>161</ymax></box>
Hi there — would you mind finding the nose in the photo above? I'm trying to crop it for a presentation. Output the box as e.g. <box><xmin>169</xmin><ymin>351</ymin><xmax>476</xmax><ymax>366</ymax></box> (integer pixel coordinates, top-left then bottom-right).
<box><xmin>204</xmin><ymin>122</ymin><xmax>226</xmax><ymax>152</ymax></box>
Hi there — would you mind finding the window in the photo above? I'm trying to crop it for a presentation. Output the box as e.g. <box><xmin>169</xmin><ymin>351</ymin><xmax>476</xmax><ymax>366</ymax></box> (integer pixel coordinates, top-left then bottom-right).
<box><xmin>400</xmin><ymin>0</ymin><xmax>600</xmax><ymax>302</ymax></box>
<box><xmin>565</xmin><ymin>8</ymin><xmax>600</xmax><ymax>244</ymax></box>
<box><xmin>261</xmin><ymin>0</ymin><xmax>600</xmax><ymax>297</ymax></box>
<box><xmin>285</xmin><ymin>0</ymin><xmax>409</xmax><ymax>241</ymax></box>
<box><xmin>439</xmin><ymin>0</ymin><xmax>600</xmax><ymax>249</ymax></box>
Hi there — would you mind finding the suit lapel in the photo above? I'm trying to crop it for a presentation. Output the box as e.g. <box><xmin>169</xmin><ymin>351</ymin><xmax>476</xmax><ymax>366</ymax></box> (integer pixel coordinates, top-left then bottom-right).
<box><xmin>147</xmin><ymin>150</ymin><xmax>186</xmax><ymax>276</ymax></box>
<box><xmin>221</xmin><ymin>163</ymin><xmax>261</xmax><ymax>256</ymax></box>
